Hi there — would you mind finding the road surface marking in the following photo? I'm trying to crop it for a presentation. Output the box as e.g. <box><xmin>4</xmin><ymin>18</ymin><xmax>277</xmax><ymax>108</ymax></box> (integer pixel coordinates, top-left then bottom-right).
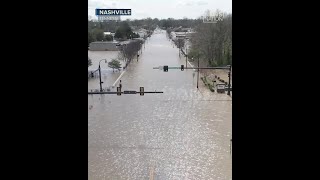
<box><xmin>187</xmin><ymin>60</ymin><xmax>194</xmax><ymax>69</ymax></box>
<box><xmin>149</xmin><ymin>162</ymin><xmax>155</xmax><ymax>180</ymax></box>
<box><xmin>112</xmin><ymin>70</ymin><xmax>126</xmax><ymax>87</ymax></box>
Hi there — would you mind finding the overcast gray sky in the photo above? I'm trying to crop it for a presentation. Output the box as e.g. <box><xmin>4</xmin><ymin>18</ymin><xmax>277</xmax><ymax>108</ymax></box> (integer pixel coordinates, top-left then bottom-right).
<box><xmin>88</xmin><ymin>0</ymin><xmax>232</xmax><ymax>20</ymax></box>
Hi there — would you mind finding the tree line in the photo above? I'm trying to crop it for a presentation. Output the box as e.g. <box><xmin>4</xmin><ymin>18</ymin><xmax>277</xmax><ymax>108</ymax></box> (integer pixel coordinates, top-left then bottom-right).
<box><xmin>188</xmin><ymin>12</ymin><xmax>232</xmax><ymax>66</ymax></box>
<box><xmin>88</xmin><ymin>13</ymin><xmax>232</xmax><ymax>67</ymax></box>
<box><xmin>118</xmin><ymin>39</ymin><xmax>144</xmax><ymax>68</ymax></box>
<box><xmin>88</xmin><ymin>17</ymin><xmax>202</xmax><ymax>46</ymax></box>
<box><xmin>88</xmin><ymin>19</ymin><xmax>158</xmax><ymax>45</ymax></box>
<box><xmin>164</xmin><ymin>11</ymin><xmax>232</xmax><ymax>67</ymax></box>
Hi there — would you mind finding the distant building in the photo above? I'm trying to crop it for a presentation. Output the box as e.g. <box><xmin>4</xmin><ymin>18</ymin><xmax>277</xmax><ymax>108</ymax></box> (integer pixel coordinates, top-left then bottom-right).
<box><xmin>103</xmin><ymin>32</ymin><xmax>116</xmax><ymax>41</ymax></box>
<box><xmin>175</xmin><ymin>32</ymin><xmax>187</xmax><ymax>39</ymax></box>
<box><xmin>132</xmin><ymin>38</ymin><xmax>145</xmax><ymax>42</ymax></box>
<box><xmin>89</xmin><ymin>38</ymin><xmax>146</xmax><ymax>51</ymax></box>
<box><xmin>103</xmin><ymin>32</ymin><xmax>115</xmax><ymax>36</ymax></box>
<box><xmin>133</xmin><ymin>28</ymin><xmax>148</xmax><ymax>38</ymax></box>
<box><xmin>89</xmin><ymin>41</ymin><xmax>121</xmax><ymax>51</ymax></box>
<box><xmin>171</xmin><ymin>31</ymin><xmax>195</xmax><ymax>40</ymax></box>
<box><xmin>119</xmin><ymin>40</ymin><xmax>131</xmax><ymax>46</ymax></box>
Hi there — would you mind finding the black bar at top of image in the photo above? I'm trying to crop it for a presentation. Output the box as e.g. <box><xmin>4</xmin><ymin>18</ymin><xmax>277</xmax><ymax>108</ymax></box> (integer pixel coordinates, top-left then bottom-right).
<box><xmin>95</xmin><ymin>9</ymin><xmax>132</xmax><ymax>16</ymax></box>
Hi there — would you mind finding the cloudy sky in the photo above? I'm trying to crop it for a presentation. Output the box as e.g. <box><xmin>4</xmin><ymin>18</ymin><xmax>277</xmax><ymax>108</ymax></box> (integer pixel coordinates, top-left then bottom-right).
<box><xmin>88</xmin><ymin>0</ymin><xmax>232</xmax><ymax>20</ymax></box>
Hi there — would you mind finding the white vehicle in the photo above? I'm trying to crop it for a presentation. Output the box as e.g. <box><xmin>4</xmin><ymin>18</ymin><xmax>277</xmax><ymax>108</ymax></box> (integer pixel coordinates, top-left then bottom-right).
<box><xmin>216</xmin><ymin>84</ymin><xmax>225</xmax><ymax>93</ymax></box>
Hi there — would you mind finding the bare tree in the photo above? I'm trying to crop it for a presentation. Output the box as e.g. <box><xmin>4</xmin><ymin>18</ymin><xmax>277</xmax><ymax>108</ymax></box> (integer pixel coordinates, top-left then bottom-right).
<box><xmin>173</xmin><ymin>38</ymin><xmax>185</xmax><ymax>57</ymax></box>
<box><xmin>119</xmin><ymin>39</ymin><xmax>144</xmax><ymax>67</ymax></box>
<box><xmin>175</xmin><ymin>38</ymin><xmax>185</xmax><ymax>49</ymax></box>
<box><xmin>108</xmin><ymin>59</ymin><xmax>122</xmax><ymax>72</ymax></box>
<box><xmin>88</xmin><ymin>57</ymin><xmax>92</xmax><ymax>67</ymax></box>
<box><xmin>189</xmin><ymin>11</ymin><xmax>232</xmax><ymax>66</ymax></box>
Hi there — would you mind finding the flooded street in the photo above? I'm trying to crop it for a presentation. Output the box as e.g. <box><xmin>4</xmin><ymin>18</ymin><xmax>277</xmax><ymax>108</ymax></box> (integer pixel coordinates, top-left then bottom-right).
<box><xmin>88</xmin><ymin>29</ymin><xmax>232</xmax><ymax>179</ymax></box>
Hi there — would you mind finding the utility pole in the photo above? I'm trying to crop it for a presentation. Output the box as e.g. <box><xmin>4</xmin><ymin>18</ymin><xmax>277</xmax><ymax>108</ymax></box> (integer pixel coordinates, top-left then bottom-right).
<box><xmin>230</xmin><ymin>139</ymin><xmax>232</xmax><ymax>154</ymax></box>
<box><xmin>178</xmin><ymin>40</ymin><xmax>181</xmax><ymax>57</ymax></box>
<box><xmin>98</xmin><ymin>59</ymin><xmax>107</xmax><ymax>92</ymax></box>
<box><xmin>186</xmin><ymin>44</ymin><xmax>188</xmax><ymax>68</ymax></box>
<box><xmin>153</xmin><ymin>64</ymin><xmax>231</xmax><ymax>91</ymax></box>
<box><xmin>99</xmin><ymin>64</ymin><xmax>102</xmax><ymax>92</ymax></box>
<box><xmin>197</xmin><ymin>56</ymin><xmax>200</xmax><ymax>89</ymax></box>
<box><xmin>227</xmin><ymin>65</ymin><xmax>231</xmax><ymax>96</ymax></box>
<box><xmin>185</xmin><ymin>35</ymin><xmax>188</xmax><ymax>68</ymax></box>
<box><xmin>140</xmin><ymin>43</ymin><xmax>142</xmax><ymax>54</ymax></box>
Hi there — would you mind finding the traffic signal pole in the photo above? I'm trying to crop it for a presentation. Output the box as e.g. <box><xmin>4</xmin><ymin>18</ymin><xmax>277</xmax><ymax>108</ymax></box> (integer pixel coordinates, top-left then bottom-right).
<box><xmin>153</xmin><ymin>65</ymin><xmax>232</xmax><ymax>95</ymax></box>
<box><xmin>197</xmin><ymin>57</ymin><xmax>199</xmax><ymax>89</ymax></box>
<box><xmin>227</xmin><ymin>65</ymin><xmax>231</xmax><ymax>95</ymax></box>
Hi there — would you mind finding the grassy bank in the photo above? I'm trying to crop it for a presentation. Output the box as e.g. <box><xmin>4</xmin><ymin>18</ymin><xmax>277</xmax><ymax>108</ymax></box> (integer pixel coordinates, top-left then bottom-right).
<box><xmin>201</xmin><ymin>76</ymin><xmax>215</xmax><ymax>92</ymax></box>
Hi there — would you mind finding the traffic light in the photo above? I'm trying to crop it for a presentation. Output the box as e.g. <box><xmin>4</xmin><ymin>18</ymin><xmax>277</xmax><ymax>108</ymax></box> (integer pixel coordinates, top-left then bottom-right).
<box><xmin>164</xmin><ymin>65</ymin><xmax>168</xmax><ymax>72</ymax></box>
<box><xmin>117</xmin><ymin>87</ymin><xmax>121</xmax><ymax>96</ymax></box>
<box><xmin>140</xmin><ymin>87</ymin><xmax>144</xmax><ymax>96</ymax></box>
<box><xmin>228</xmin><ymin>72</ymin><xmax>230</xmax><ymax>77</ymax></box>
<box><xmin>181</xmin><ymin>65</ymin><xmax>184</xmax><ymax>71</ymax></box>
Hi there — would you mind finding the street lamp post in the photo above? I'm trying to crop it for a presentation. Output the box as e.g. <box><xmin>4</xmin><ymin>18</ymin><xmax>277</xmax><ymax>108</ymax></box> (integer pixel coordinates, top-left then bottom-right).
<box><xmin>185</xmin><ymin>38</ymin><xmax>188</xmax><ymax>69</ymax></box>
<box><xmin>140</xmin><ymin>42</ymin><xmax>142</xmax><ymax>54</ymax></box>
<box><xmin>99</xmin><ymin>59</ymin><xmax>107</xmax><ymax>92</ymax></box>
<box><xmin>185</xmin><ymin>34</ymin><xmax>188</xmax><ymax>68</ymax></box>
